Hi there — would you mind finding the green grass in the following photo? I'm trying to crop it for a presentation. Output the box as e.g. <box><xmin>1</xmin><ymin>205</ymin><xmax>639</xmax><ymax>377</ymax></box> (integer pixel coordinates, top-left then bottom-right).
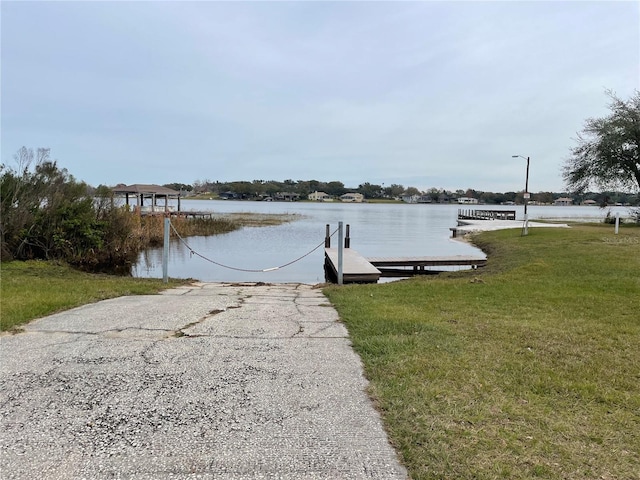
<box><xmin>324</xmin><ymin>224</ymin><xmax>640</xmax><ymax>480</ymax></box>
<box><xmin>0</xmin><ymin>261</ymin><xmax>191</xmax><ymax>332</ymax></box>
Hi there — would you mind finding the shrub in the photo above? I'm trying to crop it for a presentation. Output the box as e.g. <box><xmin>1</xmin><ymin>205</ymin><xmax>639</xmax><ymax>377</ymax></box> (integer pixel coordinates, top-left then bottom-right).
<box><xmin>1</xmin><ymin>148</ymin><xmax>141</xmax><ymax>271</ymax></box>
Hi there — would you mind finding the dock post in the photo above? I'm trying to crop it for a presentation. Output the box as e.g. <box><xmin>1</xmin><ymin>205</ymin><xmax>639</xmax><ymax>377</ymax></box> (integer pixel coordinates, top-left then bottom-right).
<box><xmin>338</xmin><ymin>221</ymin><xmax>344</xmax><ymax>285</ymax></box>
<box><xmin>325</xmin><ymin>224</ymin><xmax>331</xmax><ymax>247</ymax></box>
<box><xmin>345</xmin><ymin>224</ymin><xmax>350</xmax><ymax>248</ymax></box>
<box><xmin>162</xmin><ymin>216</ymin><xmax>170</xmax><ymax>283</ymax></box>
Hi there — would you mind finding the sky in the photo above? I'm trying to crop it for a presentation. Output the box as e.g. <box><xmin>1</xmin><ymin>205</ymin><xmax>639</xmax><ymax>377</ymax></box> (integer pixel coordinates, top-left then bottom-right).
<box><xmin>2</xmin><ymin>1</ymin><xmax>639</xmax><ymax>193</ymax></box>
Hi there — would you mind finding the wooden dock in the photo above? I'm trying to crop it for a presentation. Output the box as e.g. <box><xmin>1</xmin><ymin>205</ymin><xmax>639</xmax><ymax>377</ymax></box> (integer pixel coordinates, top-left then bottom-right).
<box><xmin>140</xmin><ymin>210</ymin><xmax>214</xmax><ymax>219</ymax></box>
<box><xmin>458</xmin><ymin>209</ymin><xmax>516</xmax><ymax>221</ymax></box>
<box><xmin>367</xmin><ymin>255</ymin><xmax>487</xmax><ymax>277</ymax></box>
<box><xmin>324</xmin><ymin>248</ymin><xmax>381</xmax><ymax>283</ymax></box>
<box><xmin>324</xmin><ymin>248</ymin><xmax>486</xmax><ymax>283</ymax></box>
<box><xmin>323</xmin><ymin>223</ymin><xmax>486</xmax><ymax>283</ymax></box>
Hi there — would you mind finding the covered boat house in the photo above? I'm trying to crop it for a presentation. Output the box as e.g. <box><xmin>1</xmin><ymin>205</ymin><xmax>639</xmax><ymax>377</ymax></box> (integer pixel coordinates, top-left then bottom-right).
<box><xmin>112</xmin><ymin>184</ymin><xmax>181</xmax><ymax>214</ymax></box>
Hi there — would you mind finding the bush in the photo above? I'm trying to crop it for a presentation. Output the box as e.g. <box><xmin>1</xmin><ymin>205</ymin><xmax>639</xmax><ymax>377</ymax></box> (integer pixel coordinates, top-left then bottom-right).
<box><xmin>1</xmin><ymin>148</ymin><xmax>141</xmax><ymax>271</ymax></box>
<box><xmin>1</xmin><ymin>147</ymin><xmax>242</xmax><ymax>273</ymax></box>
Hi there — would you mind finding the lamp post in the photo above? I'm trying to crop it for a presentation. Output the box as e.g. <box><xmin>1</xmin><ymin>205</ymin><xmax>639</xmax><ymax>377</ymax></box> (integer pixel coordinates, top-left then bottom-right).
<box><xmin>512</xmin><ymin>155</ymin><xmax>530</xmax><ymax>235</ymax></box>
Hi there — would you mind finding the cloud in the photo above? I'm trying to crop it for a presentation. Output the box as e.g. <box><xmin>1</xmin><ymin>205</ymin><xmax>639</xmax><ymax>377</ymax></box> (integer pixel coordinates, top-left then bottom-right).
<box><xmin>2</xmin><ymin>1</ymin><xmax>638</xmax><ymax>192</ymax></box>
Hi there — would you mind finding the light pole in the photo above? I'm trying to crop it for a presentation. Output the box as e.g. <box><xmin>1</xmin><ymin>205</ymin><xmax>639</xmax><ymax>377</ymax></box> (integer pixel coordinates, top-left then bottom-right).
<box><xmin>512</xmin><ymin>155</ymin><xmax>530</xmax><ymax>234</ymax></box>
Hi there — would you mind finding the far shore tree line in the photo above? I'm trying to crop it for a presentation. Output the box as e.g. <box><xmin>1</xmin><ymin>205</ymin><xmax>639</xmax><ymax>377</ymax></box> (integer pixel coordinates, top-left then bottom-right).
<box><xmin>1</xmin><ymin>90</ymin><xmax>638</xmax><ymax>272</ymax></box>
<box><xmin>164</xmin><ymin>179</ymin><xmax>639</xmax><ymax>206</ymax></box>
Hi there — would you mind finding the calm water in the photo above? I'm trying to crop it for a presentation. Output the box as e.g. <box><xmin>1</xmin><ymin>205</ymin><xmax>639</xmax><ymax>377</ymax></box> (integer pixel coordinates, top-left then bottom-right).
<box><xmin>132</xmin><ymin>201</ymin><xmax>631</xmax><ymax>283</ymax></box>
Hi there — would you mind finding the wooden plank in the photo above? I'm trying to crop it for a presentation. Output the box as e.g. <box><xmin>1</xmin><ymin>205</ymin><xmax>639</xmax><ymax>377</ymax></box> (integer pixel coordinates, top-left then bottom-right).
<box><xmin>374</xmin><ymin>268</ymin><xmax>444</xmax><ymax>277</ymax></box>
<box><xmin>324</xmin><ymin>248</ymin><xmax>381</xmax><ymax>283</ymax></box>
<box><xmin>367</xmin><ymin>256</ymin><xmax>486</xmax><ymax>267</ymax></box>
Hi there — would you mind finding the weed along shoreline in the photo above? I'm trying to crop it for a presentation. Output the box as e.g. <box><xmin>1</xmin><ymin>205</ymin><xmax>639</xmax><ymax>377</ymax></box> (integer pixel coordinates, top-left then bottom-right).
<box><xmin>1</xmin><ymin>223</ymin><xmax>639</xmax><ymax>479</ymax></box>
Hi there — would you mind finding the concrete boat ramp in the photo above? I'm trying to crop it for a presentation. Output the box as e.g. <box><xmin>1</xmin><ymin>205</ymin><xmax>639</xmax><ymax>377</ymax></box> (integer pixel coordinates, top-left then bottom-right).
<box><xmin>0</xmin><ymin>283</ymin><xmax>407</xmax><ymax>479</ymax></box>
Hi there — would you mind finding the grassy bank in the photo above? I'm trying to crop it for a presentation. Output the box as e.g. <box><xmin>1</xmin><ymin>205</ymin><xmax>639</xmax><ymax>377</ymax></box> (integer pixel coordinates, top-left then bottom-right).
<box><xmin>0</xmin><ymin>261</ymin><xmax>190</xmax><ymax>332</ymax></box>
<box><xmin>324</xmin><ymin>224</ymin><xmax>640</xmax><ymax>480</ymax></box>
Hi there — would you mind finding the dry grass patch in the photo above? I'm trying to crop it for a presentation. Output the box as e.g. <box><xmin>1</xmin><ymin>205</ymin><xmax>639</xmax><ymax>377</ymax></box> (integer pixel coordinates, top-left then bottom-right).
<box><xmin>217</xmin><ymin>212</ymin><xmax>303</xmax><ymax>227</ymax></box>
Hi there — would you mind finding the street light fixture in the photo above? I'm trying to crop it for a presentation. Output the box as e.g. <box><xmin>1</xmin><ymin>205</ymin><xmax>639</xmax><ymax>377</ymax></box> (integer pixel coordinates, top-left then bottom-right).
<box><xmin>512</xmin><ymin>155</ymin><xmax>530</xmax><ymax>235</ymax></box>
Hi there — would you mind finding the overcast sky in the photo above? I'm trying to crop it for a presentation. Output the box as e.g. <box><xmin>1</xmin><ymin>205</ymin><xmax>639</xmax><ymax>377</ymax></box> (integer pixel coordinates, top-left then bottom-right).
<box><xmin>2</xmin><ymin>1</ymin><xmax>638</xmax><ymax>193</ymax></box>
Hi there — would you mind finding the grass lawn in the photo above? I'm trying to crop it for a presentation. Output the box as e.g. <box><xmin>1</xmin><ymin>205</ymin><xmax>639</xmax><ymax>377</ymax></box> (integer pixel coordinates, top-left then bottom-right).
<box><xmin>0</xmin><ymin>261</ymin><xmax>191</xmax><ymax>332</ymax></box>
<box><xmin>324</xmin><ymin>224</ymin><xmax>640</xmax><ymax>480</ymax></box>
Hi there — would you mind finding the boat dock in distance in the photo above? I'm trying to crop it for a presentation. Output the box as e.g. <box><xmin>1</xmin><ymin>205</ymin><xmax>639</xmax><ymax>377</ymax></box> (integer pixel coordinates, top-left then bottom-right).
<box><xmin>140</xmin><ymin>209</ymin><xmax>214</xmax><ymax>219</ymax></box>
<box><xmin>323</xmin><ymin>224</ymin><xmax>486</xmax><ymax>284</ymax></box>
<box><xmin>457</xmin><ymin>209</ymin><xmax>516</xmax><ymax>221</ymax></box>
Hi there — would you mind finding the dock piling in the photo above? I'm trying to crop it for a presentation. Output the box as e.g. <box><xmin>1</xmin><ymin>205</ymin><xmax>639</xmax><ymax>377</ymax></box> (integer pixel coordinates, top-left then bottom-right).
<box><xmin>162</xmin><ymin>216</ymin><xmax>170</xmax><ymax>283</ymax></box>
<box><xmin>337</xmin><ymin>222</ymin><xmax>344</xmax><ymax>285</ymax></box>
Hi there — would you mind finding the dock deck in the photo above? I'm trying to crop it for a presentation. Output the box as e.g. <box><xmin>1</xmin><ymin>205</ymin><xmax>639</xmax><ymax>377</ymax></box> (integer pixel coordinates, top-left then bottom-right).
<box><xmin>324</xmin><ymin>249</ymin><xmax>486</xmax><ymax>283</ymax></box>
<box><xmin>140</xmin><ymin>210</ymin><xmax>214</xmax><ymax>219</ymax></box>
<box><xmin>324</xmin><ymin>248</ymin><xmax>381</xmax><ymax>283</ymax></box>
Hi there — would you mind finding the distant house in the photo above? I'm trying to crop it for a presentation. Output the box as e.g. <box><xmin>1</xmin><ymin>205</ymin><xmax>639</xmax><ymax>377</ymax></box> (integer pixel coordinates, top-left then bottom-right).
<box><xmin>219</xmin><ymin>191</ymin><xmax>238</xmax><ymax>200</ymax></box>
<box><xmin>554</xmin><ymin>197</ymin><xmax>573</xmax><ymax>206</ymax></box>
<box><xmin>582</xmin><ymin>199</ymin><xmax>597</xmax><ymax>206</ymax></box>
<box><xmin>340</xmin><ymin>193</ymin><xmax>364</xmax><ymax>203</ymax></box>
<box><xmin>401</xmin><ymin>194</ymin><xmax>432</xmax><ymax>204</ymax></box>
<box><xmin>274</xmin><ymin>192</ymin><xmax>300</xmax><ymax>202</ymax></box>
<box><xmin>401</xmin><ymin>194</ymin><xmax>419</xmax><ymax>203</ymax></box>
<box><xmin>457</xmin><ymin>197</ymin><xmax>479</xmax><ymax>205</ymax></box>
<box><xmin>308</xmin><ymin>191</ymin><xmax>331</xmax><ymax>201</ymax></box>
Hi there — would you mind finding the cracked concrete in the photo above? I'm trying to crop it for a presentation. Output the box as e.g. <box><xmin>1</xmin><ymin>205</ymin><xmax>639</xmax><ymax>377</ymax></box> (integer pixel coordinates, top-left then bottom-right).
<box><xmin>0</xmin><ymin>283</ymin><xmax>407</xmax><ymax>479</ymax></box>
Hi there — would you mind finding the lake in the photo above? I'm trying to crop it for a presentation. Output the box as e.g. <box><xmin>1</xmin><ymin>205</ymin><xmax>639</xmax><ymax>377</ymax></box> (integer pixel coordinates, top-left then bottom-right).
<box><xmin>132</xmin><ymin>200</ymin><xmax>632</xmax><ymax>284</ymax></box>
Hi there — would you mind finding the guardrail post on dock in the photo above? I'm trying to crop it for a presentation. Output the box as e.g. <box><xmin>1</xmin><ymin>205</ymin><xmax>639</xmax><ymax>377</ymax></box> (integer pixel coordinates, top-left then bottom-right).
<box><xmin>162</xmin><ymin>216</ymin><xmax>170</xmax><ymax>283</ymax></box>
<box><xmin>325</xmin><ymin>224</ymin><xmax>331</xmax><ymax>248</ymax></box>
<box><xmin>345</xmin><ymin>224</ymin><xmax>350</xmax><ymax>248</ymax></box>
